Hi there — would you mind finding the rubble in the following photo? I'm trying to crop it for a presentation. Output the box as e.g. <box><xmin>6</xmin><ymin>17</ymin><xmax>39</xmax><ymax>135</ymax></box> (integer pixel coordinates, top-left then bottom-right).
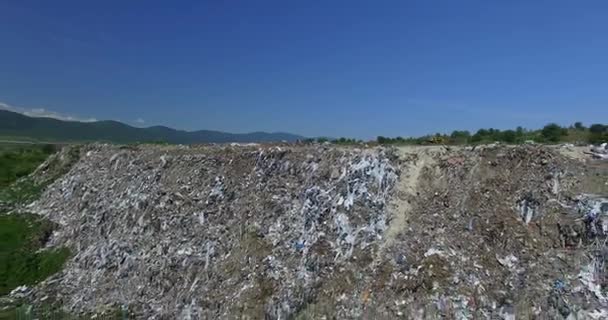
<box><xmin>9</xmin><ymin>286</ymin><xmax>30</xmax><ymax>299</ymax></box>
<box><xmin>576</xmin><ymin>194</ymin><xmax>608</xmax><ymax>238</ymax></box>
<box><xmin>516</xmin><ymin>193</ymin><xmax>540</xmax><ymax>224</ymax></box>
<box><xmin>588</xmin><ymin>143</ymin><xmax>608</xmax><ymax>160</ymax></box>
<box><xmin>13</xmin><ymin>144</ymin><xmax>608</xmax><ymax>319</ymax></box>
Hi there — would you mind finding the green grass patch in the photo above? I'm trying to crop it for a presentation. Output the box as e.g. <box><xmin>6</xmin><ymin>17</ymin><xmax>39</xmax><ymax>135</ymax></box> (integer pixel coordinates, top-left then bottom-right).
<box><xmin>0</xmin><ymin>145</ymin><xmax>56</xmax><ymax>188</ymax></box>
<box><xmin>0</xmin><ymin>145</ymin><xmax>80</xmax><ymax>213</ymax></box>
<box><xmin>0</xmin><ymin>180</ymin><xmax>44</xmax><ymax>208</ymax></box>
<box><xmin>0</xmin><ymin>214</ymin><xmax>70</xmax><ymax>296</ymax></box>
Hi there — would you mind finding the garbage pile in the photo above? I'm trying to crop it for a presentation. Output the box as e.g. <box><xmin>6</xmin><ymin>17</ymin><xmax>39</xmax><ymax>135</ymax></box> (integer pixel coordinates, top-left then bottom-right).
<box><xmin>589</xmin><ymin>143</ymin><xmax>608</xmax><ymax>160</ymax></box>
<box><xmin>26</xmin><ymin>144</ymin><xmax>398</xmax><ymax>318</ymax></box>
<box><xmin>357</xmin><ymin>145</ymin><xmax>608</xmax><ymax>319</ymax></box>
<box><xmin>14</xmin><ymin>143</ymin><xmax>608</xmax><ymax>319</ymax></box>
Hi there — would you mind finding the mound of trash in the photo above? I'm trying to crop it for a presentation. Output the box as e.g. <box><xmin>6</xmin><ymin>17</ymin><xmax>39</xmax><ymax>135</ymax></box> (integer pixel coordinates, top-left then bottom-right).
<box><xmin>27</xmin><ymin>144</ymin><xmax>398</xmax><ymax>318</ymax></box>
<box><xmin>13</xmin><ymin>144</ymin><xmax>608</xmax><ymax>318</ymax></box>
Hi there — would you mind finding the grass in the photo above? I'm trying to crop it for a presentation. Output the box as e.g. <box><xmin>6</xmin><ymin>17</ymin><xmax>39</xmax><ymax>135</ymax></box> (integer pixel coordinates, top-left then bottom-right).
<box><xmin>0</xmin><ymin>145</ymin><xmax>80</xmax><ymax>212</ymax></box>
<box><xmin>0</xmin><ymin>135</ymin><xmax>46</xmax><ymax>143</ymax></box>
<box><xmin>0</xmin><ymin>214</ymin><xmax>70</xmax><ymax>295</ymax></box>
<box><xmin>0</xmin><ymin>180</ymin><xmax>44</xmax><ymax>209</ymax></box>
<box><xmin>0</xmin><ymin>144</ymin><xmax>56</xmax><ymax>188</ymax></box>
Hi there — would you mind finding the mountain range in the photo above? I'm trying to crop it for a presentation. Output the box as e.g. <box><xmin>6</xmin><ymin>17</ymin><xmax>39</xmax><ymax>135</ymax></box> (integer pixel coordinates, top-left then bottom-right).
<box><xmin>0</xmin><ymin>109</ymin><xmax>305</xmax><ymax>144</ymax></box>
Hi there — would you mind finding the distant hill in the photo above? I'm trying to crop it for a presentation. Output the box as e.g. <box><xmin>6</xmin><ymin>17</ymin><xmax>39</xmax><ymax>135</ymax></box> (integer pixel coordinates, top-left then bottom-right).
<box><xmin>0</xmin><ymin>110</ymin><xmax>305</xmax><ymax>144</ymax></box>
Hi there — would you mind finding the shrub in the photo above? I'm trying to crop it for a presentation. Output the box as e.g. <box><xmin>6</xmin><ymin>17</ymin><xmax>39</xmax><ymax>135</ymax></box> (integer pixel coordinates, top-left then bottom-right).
<box><xmin>541</xmin><ymin>123</ymin><xmax>567</xmax><ymax>143</ymax></box>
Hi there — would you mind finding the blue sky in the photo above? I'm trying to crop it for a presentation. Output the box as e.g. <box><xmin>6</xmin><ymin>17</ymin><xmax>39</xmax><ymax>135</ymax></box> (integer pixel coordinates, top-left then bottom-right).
<box><xmin>1</xmin><ymin>1</ymin><xmax>607</xmax><ymax>139</ymax></box>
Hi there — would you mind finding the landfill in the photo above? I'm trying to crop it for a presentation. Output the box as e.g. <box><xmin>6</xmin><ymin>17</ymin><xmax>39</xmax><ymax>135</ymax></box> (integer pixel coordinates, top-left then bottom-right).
<box><xmin>8</xmin><ymin>143</ymin><xmax>608</xmax><ymax>319</ymax></box>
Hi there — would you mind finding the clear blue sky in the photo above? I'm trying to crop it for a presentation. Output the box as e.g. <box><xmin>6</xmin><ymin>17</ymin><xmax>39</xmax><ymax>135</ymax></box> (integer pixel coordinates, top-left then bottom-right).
<box><xmin>1</xmin><ymin>1</ymin><xmax>607</xmax><ymax>138</ymax></box>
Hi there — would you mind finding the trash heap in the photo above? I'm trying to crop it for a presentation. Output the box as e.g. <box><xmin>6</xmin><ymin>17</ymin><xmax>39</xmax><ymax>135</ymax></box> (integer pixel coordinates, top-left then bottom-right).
<box><xmin>589</xmin><ymin>143</ymin><xmax>608</xmax><ymax>160</ymax></box>
<box><xmin>360</xmin><ymin>146</ymin><xmax>608</xmax><ymax>319</ymax></box>
<box><xmin>13</xmin><ymin>143</ymin><xmax>608</xmax><ymax>319</ymax></box>
<box><xmin>27</xmin><ymin>144</ymin><xmax>398</xmax><ymax>319</ymax></box>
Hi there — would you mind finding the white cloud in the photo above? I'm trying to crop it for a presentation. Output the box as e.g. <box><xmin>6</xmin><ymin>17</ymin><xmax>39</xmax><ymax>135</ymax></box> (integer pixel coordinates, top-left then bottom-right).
<box><xmin>0</xmin><ymin>101</ymin><xmax>97</xmax><ymax>122</ymax></box>
<box><xmin>135</xmin><ymin>118</ymin><xmax>145</xmax><ymax>124</ymax></box>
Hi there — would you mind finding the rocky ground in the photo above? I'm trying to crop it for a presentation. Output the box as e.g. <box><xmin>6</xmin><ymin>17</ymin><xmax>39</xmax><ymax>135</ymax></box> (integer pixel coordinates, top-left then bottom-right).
<box><xmin>8</xmin><ymin>143</ymin><xmax>608</xmax><ymax>319</ymax></box>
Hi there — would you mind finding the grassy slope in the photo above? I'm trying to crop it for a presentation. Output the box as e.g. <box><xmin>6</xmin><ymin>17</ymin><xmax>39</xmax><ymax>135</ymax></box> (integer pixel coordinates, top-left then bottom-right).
<box><xmin>0</xmin><ymin>145</ymin><xmax>71</xmax><ymax>297</ymax></box>
<box><xmin>0</xmin><ymin>214</ymin><xmax>70</xmax><ymax>295</ymax></box>
<box><xmin>0</xmin><ymin>145</ymin><xmax>55</xmax><ymax>188</ymax></box>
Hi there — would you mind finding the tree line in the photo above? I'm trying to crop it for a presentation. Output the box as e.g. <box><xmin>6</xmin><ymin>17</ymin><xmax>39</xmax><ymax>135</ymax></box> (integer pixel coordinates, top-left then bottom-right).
<box><xmin>304</xmin><ymin>122</ymin><xmax>608</xmax><ymax>145</ymax></box>
<box><xmin>375</xmin><ymin>122</ymin><xmax>607</xmax><ymax>145</ymax></box>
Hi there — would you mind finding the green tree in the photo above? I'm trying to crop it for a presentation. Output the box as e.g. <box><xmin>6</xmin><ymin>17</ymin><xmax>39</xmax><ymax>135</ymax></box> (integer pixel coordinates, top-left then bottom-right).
<box><xmin>471</xmin><ymin>129</ymin><xmax>487</xmax><ymax>143</ymax></box>
<box><xmin>589</xmin><ymin>124</ymin><xmax>607</xmax><ymax>134</ymax></box>
<box><xmin>501</xmin><ymin>130</ymin><xmax>517</xmax><ymax>143</ymax></box>
<box><xmin>541</xmin><ymin>123</ymin><xmax>567</xmax><ymax>143</ymax></box>
<box><xmin>574</xmin><ymin>122</ymin><xmax>585</xmax><ymax>130</ymax></box>
<box><xmin>589</xmin><ymin>124</ymin><xmax>608</xmax><ymax>144</ymax></box>
<box><xmin>450</xmin><ymin>130</ymin><xmax>471</xmax><ymax>144</ymax></box>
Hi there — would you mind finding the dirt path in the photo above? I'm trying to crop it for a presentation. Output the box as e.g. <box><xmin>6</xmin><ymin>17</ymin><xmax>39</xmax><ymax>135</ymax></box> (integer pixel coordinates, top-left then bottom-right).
<box><xmin>380</xmin><ymin>147</ymin><xmax>437</xmax><ymax>251</ymax></box>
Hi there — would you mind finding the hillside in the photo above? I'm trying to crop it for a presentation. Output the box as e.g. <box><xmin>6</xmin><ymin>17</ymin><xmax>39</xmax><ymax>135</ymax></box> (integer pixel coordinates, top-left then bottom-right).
<box><xmin>0</xmin><ymin>110</ymin><xmax>304</xmax><ymax>144</ymax></box>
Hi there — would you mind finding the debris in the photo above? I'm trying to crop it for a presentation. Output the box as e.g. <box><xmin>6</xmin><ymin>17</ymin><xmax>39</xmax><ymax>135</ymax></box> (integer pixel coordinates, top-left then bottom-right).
<box><xmin>576</xmin><ymin>194</ymin><xmax>608</xmax><ymax>238</ymax></box>
<box><xmin>578</xmin><ymin>262</ymin><xmax>607</xmax><ymax>302</ymax></box>
<box><xmin>553</xmin><ymin>279</ymin><xmax>566</xmax><ymax>291</ymax></box>
<box><xmin>517</xmin><ymin>193</ymin><xmax>540</xmax><ymax>224</ymax></box>
<box><xmin>424</xmin><ymin>248</ymin><xmax>445</xmax><ymax>258</ymax></box>
<box><xmin>496</xmin><ymin>254</ymin><xmax>518</xmax><ymax>269</ymax></box>
<box><xmin>15</xmin><ymin>143</ymin><xmax>608</xmax><ymax>318</ymax></box>
<box><xmin>589</xmin><ymin>309</ymin><xmax>608</xmax><ymax>319</ymax></box>
<box><xmin>9</xmin><ymin>286</ymin><xmax>30</xmax><ymax>298</ymax></box>
<box><xmin>587</xmin><ymin>143</ymin><xmax>608</xmax><ymax>160</ymax></box>
<box><xmin>27</xmin><ymin>144</ymin><xmax>398</xmax><ymax>318</ymax></box>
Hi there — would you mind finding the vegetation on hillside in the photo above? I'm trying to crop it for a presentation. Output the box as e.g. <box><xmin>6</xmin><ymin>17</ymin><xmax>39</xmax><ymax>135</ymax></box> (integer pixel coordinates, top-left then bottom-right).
<box><xmin>0</xmin><ymin>109</ymin><xmax>304</xmax><ymax>144</ymax></box>
<box><xmin>0</xmin><ymin>214</ymin><xmax>70</xmax><ymax>295</ymax></box>
<box><xmin>373</xmin><ymin>122</ymin><xmax>608</xmax><ymax>145</ymax></box>
<box><xmin>303</xmin><ymin>123</ymin><xmax>607</xmax><ymax>146</ymax></box>
<box><xmin>0</xmin><ymin>144</ymin><xmax>56</xmax><ymax>188</ymax></box>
